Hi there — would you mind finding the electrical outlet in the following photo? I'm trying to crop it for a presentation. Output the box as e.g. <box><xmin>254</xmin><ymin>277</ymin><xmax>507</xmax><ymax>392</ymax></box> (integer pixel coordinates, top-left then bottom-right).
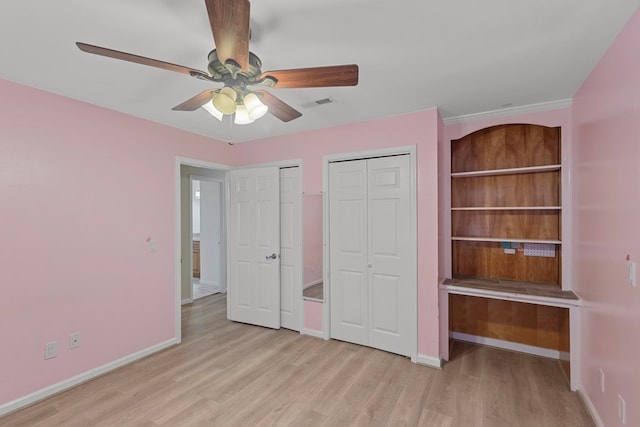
<box><xmin>618</xmin><ymin>395</ymin><xmax>626</xmax><ymax>424</ymax></box>
<box><xmin>44</xmin><ymin>342</ymin><xmax>57</xmax><ymax>359</ymax></box>
<box><xmin>69</xmin><ymin>332</ymin><xmax>81</xmax><ymax>349</ymax></box>
<box><xmin>599</xmin><ymin>368</ymin><xmax>605</xmax><ymax>392</ymax></box>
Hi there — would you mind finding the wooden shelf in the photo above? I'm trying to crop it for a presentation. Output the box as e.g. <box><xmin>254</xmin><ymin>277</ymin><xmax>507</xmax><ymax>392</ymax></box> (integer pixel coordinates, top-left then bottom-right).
<box><xmin>442</xmin><ymin>277</ymin><xmax>580</xmax><ymax>308</ymax></box>
<box><xmin>451</xmin><ymin>206</ymin><xmax>561</xmax><ymax>211</ymax></box>
<box><xmin>452</xmin><ymin>236</ymin><xmax>561</xmax><ymax>244</ymax></box>
<box><xmin>451</xmin><ymin>164</ymin><xmax>561</xmax><ymax>178</ymax></box>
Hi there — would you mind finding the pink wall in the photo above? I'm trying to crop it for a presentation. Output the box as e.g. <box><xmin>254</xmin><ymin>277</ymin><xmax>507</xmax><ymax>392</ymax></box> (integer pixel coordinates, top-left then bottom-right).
<box><xmin>0</xmin><ymin>77</ymin><xmax>441</xmax><ymax>408</ymax></box>
<box><xmin>0</xmin><ymin>79</ymin><xmax>239</xmax><ymax>405</ymax></box>
<box><xmin>572</xmin><ymin>9</ymin><xmax>640</xmax><ymax>426</ymax></box>
<box><xmin>303</xmin><ymin>300</ymin><xmax>323</xmax><ymax>332</ymax></box>
<box><xmin>231</xmin><ymin>110</ymin><xmax>442</xmax><ymax>356</ymax></box>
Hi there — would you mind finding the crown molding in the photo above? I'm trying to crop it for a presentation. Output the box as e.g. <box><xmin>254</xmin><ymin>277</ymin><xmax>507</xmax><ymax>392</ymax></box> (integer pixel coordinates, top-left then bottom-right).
<box><xmin>442</xmin><ymin>98</ymin><xmax>573</xmax><ymax>126</ymax></box>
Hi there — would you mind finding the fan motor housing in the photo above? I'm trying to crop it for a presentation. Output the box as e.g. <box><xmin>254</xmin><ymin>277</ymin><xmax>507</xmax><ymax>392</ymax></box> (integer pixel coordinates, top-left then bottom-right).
<box><xmin>207</xmin><ymin>49</ymin><xmax>263</xmax><ymax>83</ymax></box>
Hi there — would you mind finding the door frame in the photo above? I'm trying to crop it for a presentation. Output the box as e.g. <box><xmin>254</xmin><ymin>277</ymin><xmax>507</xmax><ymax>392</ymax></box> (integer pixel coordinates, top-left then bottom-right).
<box><xmin>175</xmin><ymin>157</ymin><xmax>231</xmax><ymax>343</ymax></box>
<box><xmin>231</xmin><ymin>158</ymin><xmax>303</xmax><ymax>331</ymax></box>
<box><xmin>323</xmin><ymin>145</ymin><xmax>418</xmax><ymax>362</ymax></box>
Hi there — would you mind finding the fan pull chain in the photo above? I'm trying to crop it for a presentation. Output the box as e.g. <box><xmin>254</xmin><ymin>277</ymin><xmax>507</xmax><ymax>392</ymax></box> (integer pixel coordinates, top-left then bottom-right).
<box><xmin>227</xmin><ymin>115</ymin><xmax>234</xmax><ymax>145</ymax></box>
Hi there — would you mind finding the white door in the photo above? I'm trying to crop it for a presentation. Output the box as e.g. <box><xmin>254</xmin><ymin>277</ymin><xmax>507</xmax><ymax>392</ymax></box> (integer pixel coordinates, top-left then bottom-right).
<box><xmin>228</xmin><ymin>167</ymin><xmax>281</xmax><ymax>329</ymax></box>
<box><xmin>367</xmin><ymin>155</ymin><xmax>412</xmax><ymax>356</ymax></box>
<box><xmin>329</xmin><ymin>160</ymin><xmax>369</xmax><ymax>346</ymax></box>
<box><xmin>279</xmin><ymin>167</ymin><xmax>302</xmax><ymax>331</ymax></box>
<box><xmin>329</xmin><ymin>155</ymin><xmax>413</xmax><ymax>357</ymax></box>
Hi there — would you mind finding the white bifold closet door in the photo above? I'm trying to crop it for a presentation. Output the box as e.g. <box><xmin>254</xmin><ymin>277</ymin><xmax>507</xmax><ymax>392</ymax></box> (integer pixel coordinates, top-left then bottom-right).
<box><xmin>329</xmin><ymin>155</ymin><xmax>412</xmax><ymax>357</ymax></box>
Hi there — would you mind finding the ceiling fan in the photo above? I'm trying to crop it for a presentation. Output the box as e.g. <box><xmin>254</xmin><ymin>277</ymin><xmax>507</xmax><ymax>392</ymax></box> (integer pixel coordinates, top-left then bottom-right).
<box><xmin>76</xmin><ymin>0</ymin><xmax>359</xmax><ymax>124</ymax></box>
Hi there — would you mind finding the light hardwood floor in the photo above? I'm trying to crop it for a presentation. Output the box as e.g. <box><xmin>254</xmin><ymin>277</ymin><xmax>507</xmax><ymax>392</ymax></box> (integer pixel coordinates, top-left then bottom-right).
<box><xmin>1</xmin><ymin>294</ymin><xmax>594</xmax><ymax>426</ymax></box>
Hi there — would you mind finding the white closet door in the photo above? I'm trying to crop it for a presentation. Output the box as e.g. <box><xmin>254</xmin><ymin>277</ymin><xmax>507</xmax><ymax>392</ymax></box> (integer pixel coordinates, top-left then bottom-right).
<box><xmin>367</xmin><ymin>155</ymin><xmax>412</xmax><ymax>356</ymax></box>
<box><xmin>279</xmin><ymin>167</ymin><xmax>301</xmax><ymax>331</ymax></box>
<box><xmin>329</xmin><ymin>155</ymin><xmax>413</xmax><ymax>357</ymax></box>
<box><xmin>228</xmin><ymin>167</ymin><xmax>281</xmax><ymax>329</ymax></box>
<box><xmin>329</xmin><ymin>160</ymin><xmax>369</xmax><ymax>346</ymax></box>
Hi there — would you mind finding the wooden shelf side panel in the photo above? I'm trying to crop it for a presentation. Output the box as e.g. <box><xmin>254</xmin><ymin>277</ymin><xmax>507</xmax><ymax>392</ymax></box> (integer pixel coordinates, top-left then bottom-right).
<box><xmin>451</xmin><ymin>124</ymin><xmax>560</xmax><ymax>173</ymax></box>
<box><xmin>451</xmin><ymin>172</ymin><xmax>560</xmax><ymax>208</ymax></box>
<box><xmin>452</xmin><ymin>240</ymin><xmax>560</xmax><ymax>285</ymax></box>
<box><xmin>449</xmin><ymin>294</ymin><xmax>570</xmax><ymax>351</ymax></box>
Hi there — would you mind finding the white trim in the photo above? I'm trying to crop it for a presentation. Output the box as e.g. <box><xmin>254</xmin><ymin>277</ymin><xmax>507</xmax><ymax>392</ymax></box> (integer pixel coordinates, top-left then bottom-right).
<box><xmin>197</xmin><ymin>279</ymin><xmax>218</xmax><ymax>287</ymax></box>
<box><xmin>578</xmin><ymin>389</ymin><xmax>604</xmax><ymax>427</ymax></box>
<box><xmin>324</xmin><ymin>145</ymin><xmax>415</xmax><ymax>163</ymax></box>
<box><xmin>322</xmin><ymin>188</ymin><xmax>330</xmax><ymax>340</ymax></box>
<box><xmin>442</xmin><ymin>99</ymin><xmax>573</xmax><ymax>126</ymax></box>
<box><xmin>234</xmin><ymin>158</ymin><xmax>303</xmax><ymax>169</ymax></box>
<box><xmin>416</xmin><ymin>354</ymin><xmax>442</xmax><ymax>369</ymax></box>
<box><xmin>569</xmin><ymin>305</ymin><xmax>580</xmax><ymax>391</ymax></box>
<box><xmin>0</xmin><ymin>338</ymin><xmax>178</xmax><ymax>417</ymax></box>
<box><xmin>441</xmin><ymin>283</ymin><xmax>581</xmax><ymax>309</ymax></box>
<box><xmin>301</xmin><ymin>328</ymin><xmax>325</xmax><ymax>339</ymax></box>
<box><xmin>451</xmin><ymin>332</ymin><xmax>561</xmax><ymax>359</ymax></box>
<box><xmin>181</xmin><ymin>298</ymin><xmax>193</xmax><ymax>305</ymax></box>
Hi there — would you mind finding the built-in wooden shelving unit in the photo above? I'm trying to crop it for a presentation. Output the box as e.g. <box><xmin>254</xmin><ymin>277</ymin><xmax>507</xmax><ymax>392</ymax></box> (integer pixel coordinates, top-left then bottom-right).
<box><xmin>445</xmin><ymin>123</ymin><xmax>577</xmax><ymax>386</ymax></box>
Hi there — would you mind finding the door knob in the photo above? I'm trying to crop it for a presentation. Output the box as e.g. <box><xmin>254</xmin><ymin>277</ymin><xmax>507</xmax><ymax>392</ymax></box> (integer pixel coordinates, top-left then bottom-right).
<box><xmin>266</xmin><ymin>253</ymin><xmax>278</xmax><ymax>260</ymax></box>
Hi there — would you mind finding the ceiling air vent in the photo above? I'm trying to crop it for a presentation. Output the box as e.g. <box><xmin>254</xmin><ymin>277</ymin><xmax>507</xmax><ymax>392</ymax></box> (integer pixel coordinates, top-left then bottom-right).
<box><xmin>314</xmin><ymin>97</ymin><xmax>334</xmax><ymax>105</ymax></box>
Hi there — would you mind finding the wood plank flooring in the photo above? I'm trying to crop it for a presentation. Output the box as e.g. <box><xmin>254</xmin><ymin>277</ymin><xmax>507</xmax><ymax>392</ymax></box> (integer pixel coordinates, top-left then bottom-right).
<box><xmin>1</xmin><ymin>294</ymin><xmax>594</xmax><ymax>426</ymax></box>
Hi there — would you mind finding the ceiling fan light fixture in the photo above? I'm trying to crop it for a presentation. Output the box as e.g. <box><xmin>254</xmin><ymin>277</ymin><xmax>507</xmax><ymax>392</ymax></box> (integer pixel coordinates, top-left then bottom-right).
<box><xmin>233</xmin><ymin>104</ymin><xmax>254</xmax><ymax>125</ymax></box>
<box><xmin>201</xmin><ymin>100</ymin><xmax>224</xmax><ymax>121</ymax></box>
<box><xmin>243</xmin><ymin>93</ymin><xmax>269</xmax><ymax>120</ymax></box>
<box><xmin>213</xmin><ymin>87</ymin><xmax>237</xmax><ymax>115</ymax></box>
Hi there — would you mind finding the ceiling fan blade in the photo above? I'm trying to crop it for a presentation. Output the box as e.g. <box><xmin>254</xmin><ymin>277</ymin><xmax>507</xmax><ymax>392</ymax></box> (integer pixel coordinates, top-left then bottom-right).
<box><xmin>254</xmin><ymin>90</ymin><xmax>302</xmax><ymax>122</ymax></box>
<box><xmin>205</xmin><ymin>0</ymin><xmax>250</xmax><ymax>71</ymax></box>
<box><xmin>260</xmin><ymin>65</ymin><xmax>359</xmax><ymax>89</ymax></box>
<box><xmin>76</xmin><ymin>42</ymin><xmax>211</xmax><ymax>79</ymax></box>
<box><xmin>172</xmin><ymin>90</ymin><xmax>215</xmax><ymax>111</ymax></box>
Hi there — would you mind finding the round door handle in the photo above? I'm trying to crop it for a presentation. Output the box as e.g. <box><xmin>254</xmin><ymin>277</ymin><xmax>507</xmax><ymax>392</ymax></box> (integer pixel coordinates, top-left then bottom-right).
<box><xmin>266</xmin><ymin>253</ymin><xmax>278</xmax><ymax>260</ymax></box>
<box><xmin>368</xmin><ymin>264</ymin><xmax>372</xmax><ymax>268</ymax></box>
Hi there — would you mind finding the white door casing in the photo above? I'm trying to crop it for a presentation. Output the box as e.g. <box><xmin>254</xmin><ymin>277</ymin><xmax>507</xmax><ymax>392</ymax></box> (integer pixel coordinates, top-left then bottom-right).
<box><xmin>228</xmin><ymin>167</ymin><xmax>281</xmax><ymax>329</ymax></box>
<box><xmin>279</xmin><ymin>167</ymin><xmax>302</xmax><ymax>331</ymax></box>
<box><xmin>329</xmin><ymin>155</ymin><xmax>413</xmax><ymax>357</ymax></box>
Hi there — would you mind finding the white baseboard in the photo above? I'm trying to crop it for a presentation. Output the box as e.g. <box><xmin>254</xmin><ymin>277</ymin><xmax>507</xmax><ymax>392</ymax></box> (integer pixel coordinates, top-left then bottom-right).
<box><xmin>0</xmin><ymin>338</ymin><xmax>178</xmax><ymax>417</ymax></box>
<box><xmin>578</xmin><ymin>389</ymin><xmax>604</xmax><ymax>427</ymax></box>
<box><xmin>301</xmin><ymin>328</ymin><xmax>324</xmax><ymax>339</ymax></box>
<box><xmin>451</xmin><ymin>332</ymin><xmax>561</xmax><ymax>359</ymax></box>
<box><xmin>416</xmin><ymin>354</ymin><xmax>442</xmax><ymax>369</ymax></box>
<box><xmin>181</xmin><ymin>298</ymin><xmax>193</xmax><ymax>305</ymax></box>
<box><xmin>198</xmin><ymin>279</ymin><xmax>218</xmax><ymax>287</ymax></box>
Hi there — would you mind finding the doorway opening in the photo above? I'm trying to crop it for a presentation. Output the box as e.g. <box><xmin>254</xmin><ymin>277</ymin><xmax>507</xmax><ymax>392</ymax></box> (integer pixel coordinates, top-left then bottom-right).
<box><xmin>191</xmin><ymin>177</ymin><xmax>224</xmax><ymax>300</ymax></box>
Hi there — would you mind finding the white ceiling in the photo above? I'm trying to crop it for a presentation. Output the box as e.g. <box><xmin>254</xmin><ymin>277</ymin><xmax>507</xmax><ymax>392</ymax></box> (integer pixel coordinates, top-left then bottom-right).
<box><xmin>1</xmin><ymin>1</ymin><xmax>638</xmax><ymax>143</ymax></box>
